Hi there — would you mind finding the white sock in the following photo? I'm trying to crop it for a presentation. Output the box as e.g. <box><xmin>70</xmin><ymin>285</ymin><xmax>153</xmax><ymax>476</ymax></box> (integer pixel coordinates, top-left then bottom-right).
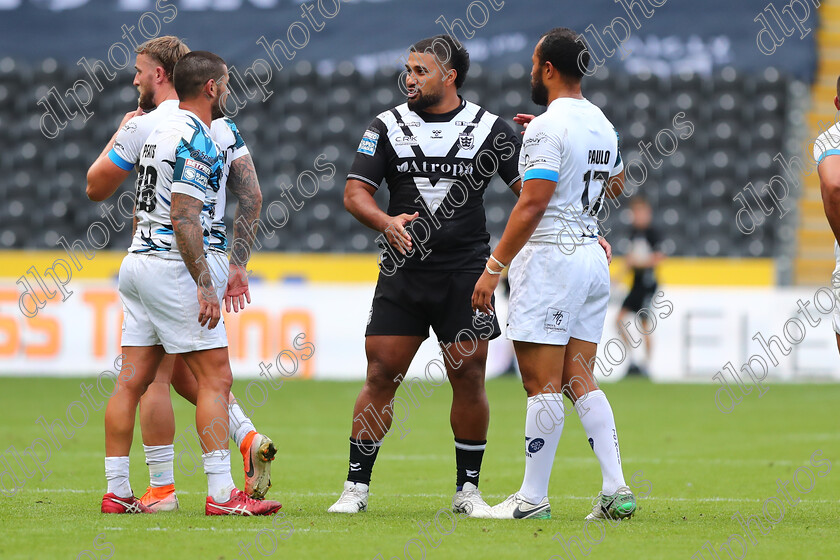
<box><xmin>203</xmin><ymin>450</ymin><xmax>235</xmax><ymax>502</ymax></box>
<box><xmin>574</xmin><ymin>389</ymin><xmax>626</xmax><ymax>495</ymax></box>
<box><xmin>143</xmin><ymin>444</ymin><xmax>175</xmax><ymax>487</ymax></box>
<box><xmin>105</xmin><ymin>456</ymin><xmax>132</xmax><ymax>498</ymax></box>
<box><xmin>518</xmin><ymin>393</ymin><xmax>565</xmax><ymax>504</ymax></box>
<box><xmin>229</xmin><ymin>402</ymin><xmax>256</xmax><ymax>447</ymax></box>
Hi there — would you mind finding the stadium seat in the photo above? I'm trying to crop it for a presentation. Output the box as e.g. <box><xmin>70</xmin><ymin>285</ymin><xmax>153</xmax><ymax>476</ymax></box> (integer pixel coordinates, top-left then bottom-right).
<box><xmin>0</xmin><ymin>59</ymin><xmax>796</xmax><ymax>259</ymax></box>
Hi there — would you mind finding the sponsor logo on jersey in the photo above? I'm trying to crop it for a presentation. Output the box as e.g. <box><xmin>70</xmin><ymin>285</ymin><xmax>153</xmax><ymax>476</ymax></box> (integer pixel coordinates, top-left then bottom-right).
<box><xmin>358</xmin><ymin>129</ymin><xmax>379</xmax><ymax>156</ymax></box>
<box><xmin>397</xmin><ymin>120</ymin><xmax>421</xmax><ymax>127</ymax></box>
<box><xmin>188</xmin><ymin>146</ymin><xmax>217</xmax><ymax>166</ymax></box>
<box><xmin>458</xmin><ymin>132</ymin><xmax>474</xmax><ymax>150</ymax></box>
<box><xmin>544</xmin><ymin>307</ymin><xmax>569</xmax><ymax>333</ymax></box>
<box><xmin>455</xmin><ymin>120</ymin><xmax>481</xmax><ymax>127</ymax></box>
<box><xmin>524</xmin><ymin>132</ymin><xmax>548</xmax><ymax>147</ymax></box>
<box><xmin>523</xmin><ymin>155</ymin><xmax>549</xmax><ymax>170</ymax></box>
<box><xmin>121</xmin><ymin>121</ymin><xmax>138</xmax><ymax>133</ymax></box>
<box><xmin>395</xmin><ymin>135</ymin><xmax>419</xmax><ymax>146</ymax></box>
<box><xmin>181</xmin><ymin>159</ymin><xmax>211</xmax><ymax>189</ymax></box>
<box><xmin>431</xmin><ymin>129</ymin><xmax>443</xmax><ymax>139</ymax></box>
<box><xmin>396</xmin><ymin>160</ymin><xmax>474</xmax><ymax>176</ymax></box>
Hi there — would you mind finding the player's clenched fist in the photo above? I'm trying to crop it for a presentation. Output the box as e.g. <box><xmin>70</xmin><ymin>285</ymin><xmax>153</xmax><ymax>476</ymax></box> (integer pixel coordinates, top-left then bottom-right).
<box><xmin>382</xmin><ymin>212</ymin><xmax>419</xmax><ymax>255</ymax></box>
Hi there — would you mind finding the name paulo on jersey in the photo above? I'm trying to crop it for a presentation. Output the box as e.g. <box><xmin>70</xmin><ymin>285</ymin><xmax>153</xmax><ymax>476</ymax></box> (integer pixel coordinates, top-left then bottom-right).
<box><xmin>587</xmin><ymin>149</ymin><xmax>611</xmax><ymax>165</ymax></box>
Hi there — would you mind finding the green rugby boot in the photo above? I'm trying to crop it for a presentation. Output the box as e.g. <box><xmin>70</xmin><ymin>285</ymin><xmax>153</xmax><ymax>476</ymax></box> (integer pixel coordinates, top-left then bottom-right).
<box><xmin>585</xmin><ymin>486</ymin><xmax>636</xmax><ymax>520</ymax></box>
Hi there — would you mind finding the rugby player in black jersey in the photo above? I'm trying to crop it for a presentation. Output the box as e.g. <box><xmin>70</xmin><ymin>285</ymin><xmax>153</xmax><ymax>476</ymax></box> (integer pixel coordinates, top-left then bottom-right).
<box><xmin>327</xmin><ymin>35</ymin><xmax>522</xmax><ymax>517</ymax></box>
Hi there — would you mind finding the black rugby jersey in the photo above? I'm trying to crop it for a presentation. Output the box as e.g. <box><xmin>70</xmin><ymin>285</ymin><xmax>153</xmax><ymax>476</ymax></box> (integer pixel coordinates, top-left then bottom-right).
<box><xmin>628</xmin><ymin>226</ymin><xmax>661</xmax><ymax>290</ymax></box>
<box><xmin>347</xmin><ymin>97</ymin><xmax>521</xmax><ymax>272</ymax></box>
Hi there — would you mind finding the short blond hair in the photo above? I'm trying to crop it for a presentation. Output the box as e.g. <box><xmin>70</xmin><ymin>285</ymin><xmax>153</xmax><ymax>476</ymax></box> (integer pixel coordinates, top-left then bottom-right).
<box><xmin>135</xmin><ymin>36</ymin><xmax>190</xmax><ymax>83</ymax></box>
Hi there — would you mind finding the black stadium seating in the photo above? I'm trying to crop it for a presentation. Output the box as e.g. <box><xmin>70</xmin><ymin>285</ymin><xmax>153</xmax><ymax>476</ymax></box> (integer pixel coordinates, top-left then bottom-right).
<box><xmin>1</xmin><ymin>57</ymin><xmax>789</xmax><ymax>256</ymax></box>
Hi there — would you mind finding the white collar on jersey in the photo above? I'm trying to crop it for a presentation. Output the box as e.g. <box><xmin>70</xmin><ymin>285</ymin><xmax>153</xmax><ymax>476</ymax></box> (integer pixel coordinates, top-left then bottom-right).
<box><xmin>152</xmin><ymin>99</ymin><xmax>180</xmax><ymax>112</ymax></box>
<box><xmin>547</xmin><ymin>96</ymin><xmax>589</xmax><ymax>110</ymax></box>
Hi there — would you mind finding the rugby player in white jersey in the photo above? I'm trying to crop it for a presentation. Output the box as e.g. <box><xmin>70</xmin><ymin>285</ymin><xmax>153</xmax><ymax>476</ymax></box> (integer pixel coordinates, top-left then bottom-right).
<box><xmin>87</xmin><ymin>39</ymin><xmax>275</xmax><ymax>511</ymax></box>
<box><xmin>815</xmin><ymin>76</ymin><xmax>840</xmax><ymax>354</ymax></box>
<box><xmin>97</xmin><ymin>51</ymin><xmax>281</xmax><ymax>515</ymax></box>
<box><xmin>472</xmin><ymin>28</ymin><xmax>635</xmax><ymax>520</ymax></box>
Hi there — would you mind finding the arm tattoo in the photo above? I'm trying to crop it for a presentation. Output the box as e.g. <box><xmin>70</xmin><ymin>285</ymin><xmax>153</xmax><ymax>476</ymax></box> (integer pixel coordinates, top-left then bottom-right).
<box><xmin>171</xmin><ymin>193</ymin><xmax>213</xmax><ymax>292</ymax></box>
<box><xmin>226</xmin><ymin>154</ymin><xmax>263</xmax><ymax>268</ymax></box>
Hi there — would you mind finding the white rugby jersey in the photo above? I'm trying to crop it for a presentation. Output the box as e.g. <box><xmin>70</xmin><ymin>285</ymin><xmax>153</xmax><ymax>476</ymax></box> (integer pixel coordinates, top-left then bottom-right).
<box><xmin>519</xmin><ymin>97</ymin><xmax>623</xmax><ymax>244</ymax></box>
<box><xmin>108</xmin><ymin>100</ymin><xmax>180</xmax><ymax>171</ymax></box>
<box><xmin>814</xmin><ymin>123</ymin><xmax>840</xmax><ymax>164</ymax></box>
<box><xmin>128</xmin><ymin>108</ymin><xmax>223</xmax><ymax>258</ymax></box>
<box><xmin>814</xmin><ymin>124</ymin><xmax>840</xmax><ymax>264</ymax></box>
<box><xmin>108</xmin><ymin>101</ymin><xmax>249</xmax><ymax>255</ymax></box>
<box><xmin>209</xmin><ymin>117</ymin><xmax>249</xmax><ymax>254</ymax></box>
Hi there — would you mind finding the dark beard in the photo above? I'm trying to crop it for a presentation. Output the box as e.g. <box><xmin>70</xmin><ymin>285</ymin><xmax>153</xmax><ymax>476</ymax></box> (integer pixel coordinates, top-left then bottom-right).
<box><xmin>211</xmin><ymin>99</ymin><xmax>224</xmax><ymax>120</ymax></box>
<box><xmin>138</xmin><ymin>89</ymin><xmax>155</xmax><ymax>112</ymax></box>
<box><xmin>530</xmin><ymin>75</ymin><xmax>549</xmax><ymax>107</ymax></box>
<box><xmin>407</xmin><ymin>89</ymin><xmax>442</xmax><ymax>113</ymax></box>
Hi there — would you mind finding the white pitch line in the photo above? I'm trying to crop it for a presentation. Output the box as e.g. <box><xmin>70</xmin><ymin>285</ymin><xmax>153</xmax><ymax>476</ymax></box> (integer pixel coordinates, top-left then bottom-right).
<box><xmin>101</xmin><ymin>527</ymin><xmax>335</xmax><ymax>533</ymax></box>
<box><xmin>301</xmin><ymin>454</ymin><xmax>820</xmax><ymax>467</ymax></box>
<box><xmin>36</xmin><ymin>452</ymin><xmax>835</xmax><ymax>467</ymax></box>
<box><xmin>102</xmin><ymin>526</ymin><xmax>248</xmax><ymax>533</ymax></box>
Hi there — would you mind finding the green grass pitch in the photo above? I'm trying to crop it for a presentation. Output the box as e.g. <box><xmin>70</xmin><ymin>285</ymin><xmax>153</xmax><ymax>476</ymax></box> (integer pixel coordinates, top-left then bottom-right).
<box><xmin>0</xmin><ymin>376</ymin><xmax>838</xmax><ymax>559</ymax></box>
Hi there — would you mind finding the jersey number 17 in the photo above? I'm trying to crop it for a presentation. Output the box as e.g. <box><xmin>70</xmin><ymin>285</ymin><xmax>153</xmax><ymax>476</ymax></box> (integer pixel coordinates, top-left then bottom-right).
<box><xmin>581</xmin><ymin>170</ymin><xmax>608</xmax><ymax>217</ymax></box>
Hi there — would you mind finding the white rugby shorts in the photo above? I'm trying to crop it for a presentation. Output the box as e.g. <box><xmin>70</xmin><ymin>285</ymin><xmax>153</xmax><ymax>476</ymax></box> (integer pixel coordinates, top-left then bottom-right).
<box><xmin>506</xmin><ymin>239</ymin><xmax>609</xmax><ymax>346</ymax></box>
<box><xmin>119</xmin><ymin>252</ymin><xmax>229</xmax><ymax>353</ymax></box>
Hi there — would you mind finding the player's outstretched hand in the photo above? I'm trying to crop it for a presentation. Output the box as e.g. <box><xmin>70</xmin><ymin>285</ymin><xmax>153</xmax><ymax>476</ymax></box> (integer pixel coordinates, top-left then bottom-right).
<box><xmin>383</xmin><ymin>212</ymin><xmax>419</xmax><ymax>255</ymax></box>
<box><xmin>225</xmin><ymin>264</ymin><xmax>251</xmax><ymax>313</ymax></box>
<box><xmin>472</xmin><ymin>269</ymin><xmax>500</xmax><ymax>315</ymax></box>
<box><xmin>513</xmin><ymin>113</ymin><xmax>535</xmax><ymax>134</ymax></box>
<box><xmin>598</xmin><ymin>235</ymin><xmax>612</xmax><ymax>264</ymax></box>
<box><xmin>197</xmin><ymin>285</ymin><xmax>221</xmax><ymax>329</ymax></box>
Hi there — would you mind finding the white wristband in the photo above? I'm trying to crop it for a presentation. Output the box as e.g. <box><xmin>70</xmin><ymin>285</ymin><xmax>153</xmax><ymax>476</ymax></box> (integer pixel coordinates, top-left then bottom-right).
<box><xmin>485</xmin><ymin>265</ymin><xmax>502</xmax><ymax>276</ymax></box>
<box><xmin>489</xmin><ymin>255</ymin><xmax>507</xmax><ymax>269</ymax></box>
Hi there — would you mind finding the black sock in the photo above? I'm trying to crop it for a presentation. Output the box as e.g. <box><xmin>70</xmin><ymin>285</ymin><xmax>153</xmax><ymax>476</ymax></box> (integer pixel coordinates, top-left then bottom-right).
<box><xmin>455</xmin><ymin>438</ymin><xmax>486</xmax><ymax>490</ymax></box>
<box><xmin>347</xmin><ymin>437</ymin><xmax>380</xmax><ymax>485</ymax></box>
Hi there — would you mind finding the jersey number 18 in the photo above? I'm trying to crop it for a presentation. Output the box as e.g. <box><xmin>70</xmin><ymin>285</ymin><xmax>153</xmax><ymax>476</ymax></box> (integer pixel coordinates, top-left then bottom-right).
<box><xmin>135</xmin><ymin>165</ymin><xmax>158</xmax><ymax>213</ymax></box>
